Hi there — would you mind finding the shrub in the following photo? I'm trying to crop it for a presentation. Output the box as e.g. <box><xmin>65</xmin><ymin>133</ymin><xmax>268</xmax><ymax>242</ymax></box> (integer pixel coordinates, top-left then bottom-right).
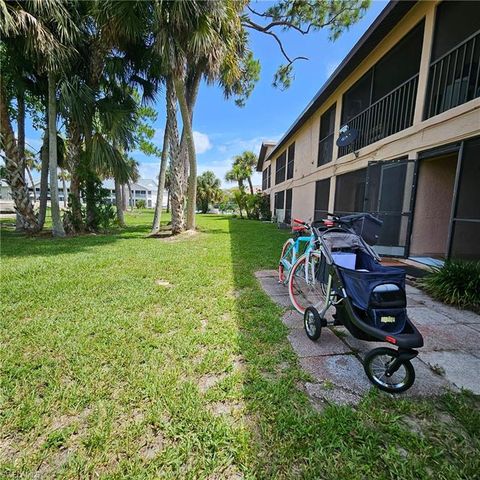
<box><xmin>136</xmin><ymin>199</ymin><xmax>146</xmax><ymax>209</ymax></box>
<box><xmin>418</xmin><ymin>260</ymin><xmax>480</xmax><ymax>313</ymax></box>
<box><xmin>245</xmin><ymin>193</ymin><xmax>271</xmax><ymax>221</ymax></box>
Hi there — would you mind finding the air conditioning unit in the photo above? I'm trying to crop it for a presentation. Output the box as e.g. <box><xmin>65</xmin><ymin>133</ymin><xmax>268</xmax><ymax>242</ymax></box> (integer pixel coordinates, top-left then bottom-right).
<box><xmin>276</xmin><ymin>208</ymin><xmax>285</xmax><ymax>223</ymax></box>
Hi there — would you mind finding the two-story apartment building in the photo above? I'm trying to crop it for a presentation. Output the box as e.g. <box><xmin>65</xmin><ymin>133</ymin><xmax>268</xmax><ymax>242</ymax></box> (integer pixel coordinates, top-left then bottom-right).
<box><xmin>257</xmin><ymin>0</ymin><xmax>479</xmax><ymax>260</ymax></box>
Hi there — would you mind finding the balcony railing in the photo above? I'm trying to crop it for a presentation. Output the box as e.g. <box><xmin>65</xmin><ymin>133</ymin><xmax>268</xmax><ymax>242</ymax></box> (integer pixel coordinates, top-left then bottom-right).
<box><xmin>338</xmin><ymin>74</ymin><xmax>419</xmax><ymax>157</ymax></box>
<box><xmin>425</xmin><ymin>30</ymin><xmax>480</xmax><ymax>119</ymax></box>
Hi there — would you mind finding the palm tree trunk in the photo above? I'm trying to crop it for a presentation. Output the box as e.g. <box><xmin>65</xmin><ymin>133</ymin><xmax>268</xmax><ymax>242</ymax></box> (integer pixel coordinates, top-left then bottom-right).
<box><xmin>176</xmin><ymin>71</ymin><xmax>201</xmax><ymax>214</ymax></box>
<box><xmin>16</xmin><ymin>88</ymin><xmax>26</xmax><ymax>231</ymax></box>
<box><xmin>47</xmin><ymin>72</ymin><xmax>65</xmax><ymax>237</ymax></box>
<box><xmin>0</xmin><ymin>81</ymin><xmax>39</xmax><ymax>232</ymax></box>
<box><xmin>247</xmin><ymin>177</ymin><xmax>254</xmax><ymax>195</ymax></box>
<box><xmin>173</xmin><ymin>76</ymin><xmax>196</xmax><ymax>231</ymax></box>
<box><xmin>122</xmin><ymin>183</ymin><xmax>129</xmax><ymax>211</ymax></box>
<box><xmin>151</xmin><ymin>114</ymin><xmax>170</xmax><ymax>233</ymax></box>
<box><xmin>167</xmin><ymin>77</ymin><xmax>185</xmax><ymax>235</ymax></box>
<box><xmin>166</xmin><ymin>189</ymin><xmax>170</xmax><ymax>213</ymax></box>
<box><xmin>66</xmin><ymin>122</ymin><xmax>83</xmax><ymax>231</ymax></box>
<box><xmin>38</xmin><ymin>133</ymin><xmax>49</xmax><ymax>229</ymax></box>
<box><xmin>114</xmin><ymin>177</ymin><xmax>125</xmax><ymax>227</ymax></box>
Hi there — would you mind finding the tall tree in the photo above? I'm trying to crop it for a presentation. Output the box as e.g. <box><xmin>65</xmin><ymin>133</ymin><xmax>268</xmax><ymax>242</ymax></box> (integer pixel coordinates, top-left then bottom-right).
<box><xmin>0</xmin><ymin>0</ymin><xmax>79</xmax><ymax>235</ymax></box>
<box><xmin>196</xmin><ymin>171</ymin><xmax>223</xmax><ymax>214</ymax></box>
<box><xmin>225</xmin><ymin>163</ymin><xmax>246</xmax><ymax>192</ymax></box>
<box><xmin>230</xmin><ymin>151</ymin><xmax>257</xmax><ymax>194</ymax></box>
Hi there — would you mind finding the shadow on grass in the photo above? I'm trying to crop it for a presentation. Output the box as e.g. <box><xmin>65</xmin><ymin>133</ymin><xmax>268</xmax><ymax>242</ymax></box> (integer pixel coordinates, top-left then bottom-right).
<box><xmin>0</xmin><ymin>223</ymin><xmax>152</xmax><ymax>259</ymax></box>
<box><xmin>228</xmin><ymin>217</ymin><xmax>318</xmax><ymax>476</ymax></box>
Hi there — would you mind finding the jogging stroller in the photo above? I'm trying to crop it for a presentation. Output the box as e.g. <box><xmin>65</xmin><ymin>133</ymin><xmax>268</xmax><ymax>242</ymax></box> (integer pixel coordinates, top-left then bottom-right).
<box><xmin>303</xmin><ymin>213</ymin><xmax>423</xmax><ymax>393</ymax></box>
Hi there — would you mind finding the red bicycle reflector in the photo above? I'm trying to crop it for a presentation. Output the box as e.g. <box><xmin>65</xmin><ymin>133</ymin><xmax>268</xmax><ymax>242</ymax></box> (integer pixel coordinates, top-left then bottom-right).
<box><xmin>385</xmin><ymin>336</ymin><xmax>397</xmax><ymax>344</ymax></box>
<box><xmin>323</xmin><ymin>220</ymin><xmax>334</xmax><ymax>227</ymax></box>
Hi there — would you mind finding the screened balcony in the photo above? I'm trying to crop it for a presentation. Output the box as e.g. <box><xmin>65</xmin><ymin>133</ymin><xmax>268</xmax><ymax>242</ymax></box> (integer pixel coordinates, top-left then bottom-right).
<box><xmin>338</xmin><ymin>21</ymin><xmax>424</xmax><ymax>158</ymax></box>
<box><xmin>338</xmin><ymin>75</ymin><xmax>418</xmax><ymax>158</ymax></box>
<box><xmin>425</xmin><ymin>30</ymin><xmax>480</xmax><ymax>119</ymax></box>
<box><xmin>424</xmin><ymin>1</ymin><xmax>480</xmax><ymax>119</ymax></box>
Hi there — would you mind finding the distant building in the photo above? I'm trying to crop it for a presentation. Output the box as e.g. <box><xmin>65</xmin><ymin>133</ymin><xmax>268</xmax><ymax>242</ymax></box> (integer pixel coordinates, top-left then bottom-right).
<box><xmin>27</xmin><ymin>178</ymin><xmax>167</xmax><ymax>209</ymax></box>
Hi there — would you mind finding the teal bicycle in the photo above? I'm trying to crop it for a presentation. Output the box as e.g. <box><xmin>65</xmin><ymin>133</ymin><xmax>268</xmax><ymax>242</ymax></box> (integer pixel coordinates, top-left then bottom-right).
<box><xmin>278</xmin><ymin>219</ymin><xmax>318</xmax><ymax>284</ymax></box>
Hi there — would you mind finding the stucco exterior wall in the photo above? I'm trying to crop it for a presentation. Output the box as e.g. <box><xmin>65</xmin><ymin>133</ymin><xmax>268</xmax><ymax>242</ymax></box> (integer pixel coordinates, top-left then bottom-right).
<box><xmin>261</xmin><ymin>0</ymin><xmax>480</xmax><ymax>228</ymax></box>
<box><xmin>410</xmin><ymin>154</ymin><xmax>457</xmax><ymax>256</ymax></box>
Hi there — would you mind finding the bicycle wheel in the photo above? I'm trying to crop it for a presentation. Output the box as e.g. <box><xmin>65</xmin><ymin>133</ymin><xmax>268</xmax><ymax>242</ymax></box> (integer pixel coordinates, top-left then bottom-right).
<box><xmin>364</xmin><ymin>347</ymin><xmax>415</xmax><ymax>393</ymax></box>
<box><xmin>288</xmin><ymin>251</ymin><xmax>328</xmax><ymax>314</ymax></box>
<box><xmin>278</xmin><ymin>238</ymin><xmax>295</xmax><ymax>284</ymax></box>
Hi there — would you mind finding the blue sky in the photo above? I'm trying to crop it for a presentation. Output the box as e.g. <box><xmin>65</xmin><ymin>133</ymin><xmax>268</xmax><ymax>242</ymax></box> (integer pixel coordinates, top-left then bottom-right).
<box><xmin>25</xmin><ymin>1</ymin><xmax>388</xmax><ymax>186</ymax></box>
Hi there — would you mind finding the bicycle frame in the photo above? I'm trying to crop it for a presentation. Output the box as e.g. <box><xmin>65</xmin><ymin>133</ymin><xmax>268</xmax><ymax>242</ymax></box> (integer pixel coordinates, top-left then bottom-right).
<box><xmin>280</xmin><ymin>233</ymin><xmax>316</xmax><ymax>278</ymax></box>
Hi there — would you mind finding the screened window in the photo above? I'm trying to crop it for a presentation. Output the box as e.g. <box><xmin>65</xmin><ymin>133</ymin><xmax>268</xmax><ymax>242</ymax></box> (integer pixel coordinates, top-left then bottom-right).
<box><xmin>263</xmin><ymin>165</ymin><xmax>272</xmax><ymax>190</ymax></box>
<box><xmin>274</xmin><ymin>190</ymin><xmax>285</xmax><ymax>210</ymax></box>
<box><xmin>314</xmin><ymin>179</ymin><xmax>330</xmax><ymax>221</ymax></box>
<box><xmin>341</xmin><ymin>21</ymin><xmax>424</xmax><ymax>124</ymax></box>
<box><xmin>432</xmin><ymin>1</ymin><xmax>480</xmax><ymax>62</ymax></box>
<box><xmin>318</xmin><ymin>104</ymin><xmax>336</xmax><ymax>166</ymax></box>
<box><xmin>287</xmin><ymin>143</ymin><xmax>295</xmax><ymax>179</ymax></box>
<box><xmin>341</xmin><ymin>70</ymin><xmax>373</xmax><ymax>124</ymax></box>
<box><xmin>275</xmin><ymin>151</ymin><xmax>286</xmax><ymax>184</ymax></box>
<box><xmin>334</xmin><ymin>169</ymin><xmax>367</xmax><ymax>214</ymax></box>
<box><xmin>285</xmin><ymin>188</ymin><xmax>293</xmax><ymax>224</ymax></box>
<box><xmin>450</xmin><ymin>137</ymin><xmax>480</xmax><ymax>259</ymax></box>
<box><xmin>372</xmin><ymin>21</ymin><xmax>424</xmax><ymax>102</ymax></box>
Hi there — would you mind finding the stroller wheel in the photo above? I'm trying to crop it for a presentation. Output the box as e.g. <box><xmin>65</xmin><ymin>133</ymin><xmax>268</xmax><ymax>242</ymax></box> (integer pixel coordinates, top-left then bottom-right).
<box><xmin>304</xmin><ymin>306</ymin><xmax>323</xmax><ymax>341</ymax></box>
<box><xmin>364</xmin><ymin>347</ymin><xmax>415</xmax><ymax>393</ymax></box>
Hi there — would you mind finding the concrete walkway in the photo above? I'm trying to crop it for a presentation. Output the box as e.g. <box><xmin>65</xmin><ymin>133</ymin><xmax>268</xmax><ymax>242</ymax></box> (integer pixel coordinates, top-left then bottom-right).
<box><xmin>255</xmin><ymin>270</ymin><xmax>480</xmax><ymax>406</ymax></box>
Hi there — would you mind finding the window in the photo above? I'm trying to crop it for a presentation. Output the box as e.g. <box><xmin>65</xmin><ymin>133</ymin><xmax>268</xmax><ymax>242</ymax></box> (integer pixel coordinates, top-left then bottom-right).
<box><xmin>318</xmin><ymin>104</ymin><xmax>336</xmax><ymax>166</ymax></box>
<box><xmin>334</xmin><ymin>168</ymin><xmax>367</xmax><ymax>214</ymax></box>
<box><xmin>262</xmin><ymin>165</ymin><xmax>272</xmax><ymax>190</ymax></box>
<box><xmin>287</xmin><ymin>143</ymin><xmax>295</xmax><ymax>179</ymax></box>
<box><xmin>274</xmin><ymin>190</ymin><xmax>285</xmax><ymax>210</ymax></box>
<box><xmin>285</xmin><ymin>188</ymin><xmax>293</xmax><ymax>224</ymax></box>
<box><xmin>314</xmin><ymin>179</ymin><xmax>330</xmax><ymax>221</ymax></box>
<box><xmin>275</xmin><ymin>151</ymin><xmax>286</xmax><ymax>184</ymax></box>
<box><xmin>148</xmin><ymin>191</ymin><xmax>152</xmax><ymax>195</ymax></box>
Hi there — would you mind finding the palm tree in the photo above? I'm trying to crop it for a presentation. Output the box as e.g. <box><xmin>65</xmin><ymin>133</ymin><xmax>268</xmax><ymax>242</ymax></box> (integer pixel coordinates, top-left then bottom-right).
<box><xmin>1</xmin><ymin>0</ymin><xmax>79</xmax><ymax>236</ymax></box>
<box><xmin>233</xmin><ymin>151</ymin><xmax>257</xmax><ymax>194</ymax></box>
<box><xmin>196</xmin><ymin>171</ymin><xmax>222</xmax><ymax>214</ymax></box>
<box><xmin>225</xmin><ymin>163</ymin><xmax>247</xmax><ymax>191</ymax></box>
<box><xmin>151</xmin><ymin>0</ymin><xmax>254</xmax><ymax>233</ymax></box>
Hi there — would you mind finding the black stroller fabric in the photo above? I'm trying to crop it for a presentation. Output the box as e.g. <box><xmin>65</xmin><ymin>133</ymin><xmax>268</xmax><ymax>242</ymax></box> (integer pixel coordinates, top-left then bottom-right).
<box><xmin>337</xmin><ymin>251</ymin><xmax>407</xmax><ymax>334</ymax></box>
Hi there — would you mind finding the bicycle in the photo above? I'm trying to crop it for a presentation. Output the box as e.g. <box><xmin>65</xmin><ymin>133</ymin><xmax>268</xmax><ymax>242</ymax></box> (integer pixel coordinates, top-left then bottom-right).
<box><xmin>287</xmin><ymin>213</ymin><xmax>382</xmax><ymax>315</ymax></box>
<box><xmin>278</xmin><ymin>219</ymin><xmax>317</xmax><ymax>285</ymax></box>
<box><xmin>287</xmin><ymin>217</ymin><xmax>338</xmax><ymax>314</ymax></box>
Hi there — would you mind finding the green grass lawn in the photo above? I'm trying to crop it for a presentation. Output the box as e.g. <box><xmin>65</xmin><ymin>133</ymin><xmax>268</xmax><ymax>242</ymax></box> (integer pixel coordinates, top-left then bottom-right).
<box><xmin>1</xmin><ymin>212</ymin><xmax>479</xmax><ymax>479</ymax></box>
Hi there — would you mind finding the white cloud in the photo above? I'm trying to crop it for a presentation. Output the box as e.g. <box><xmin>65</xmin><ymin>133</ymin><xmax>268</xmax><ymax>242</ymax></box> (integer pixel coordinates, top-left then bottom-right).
<box><xmin>193</xmin><ymin>131</ymin><xmax>212</xmax><ymax>154</ymax></box>
<box><xmin>326</xmin><ymin>61</ymin><xmax>340</xmax><ymax>78</ymax></box>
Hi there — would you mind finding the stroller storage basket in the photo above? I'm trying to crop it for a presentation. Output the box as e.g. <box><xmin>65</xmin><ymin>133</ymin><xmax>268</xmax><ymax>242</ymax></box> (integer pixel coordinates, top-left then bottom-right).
<box><xmin>338</xmin><ymin>261</ymin><xmax>407</xmax><ymax>334</ymax></box>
